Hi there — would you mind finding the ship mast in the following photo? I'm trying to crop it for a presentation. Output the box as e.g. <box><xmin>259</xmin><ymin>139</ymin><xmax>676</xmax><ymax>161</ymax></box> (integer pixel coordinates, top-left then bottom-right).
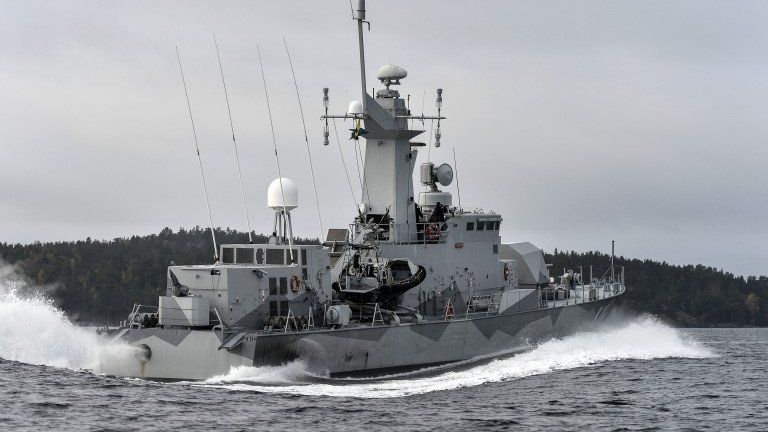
<box><xmin>322</xmin><ymin>0</ymin><xmax>447</xmax><ymax>243</ymax></box>
<box><xmin>354</xmin><ymin>0</ymin><xmax>368</xmax><ymax>112</ymax></box>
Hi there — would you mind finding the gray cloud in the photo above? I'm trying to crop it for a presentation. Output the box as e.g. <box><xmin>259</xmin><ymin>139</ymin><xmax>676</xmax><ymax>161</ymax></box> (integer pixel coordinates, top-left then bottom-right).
<box><xmin>0</xmin><ymin>0</ymin><xmax>766</xmax><ymax>276</ymax></box>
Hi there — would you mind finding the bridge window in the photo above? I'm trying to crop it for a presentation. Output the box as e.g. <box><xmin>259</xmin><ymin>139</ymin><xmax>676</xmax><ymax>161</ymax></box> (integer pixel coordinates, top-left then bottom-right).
<box><xmin>266</xmin><ymin>248</ymin><xmax>283</xmax><ymax>265</ymax></box>
<box><xmin>236</xmin><ymin>248</ymin><xmax>254</xmax><ymax>264</ymax></box>
<box><xmin>466</xmin><ymin>222</ymin><xmax>474</xmax><ymax>231</ymax></box>
<box><xmin>493</xmin><ymin>244</ymin><xmax>499</xmax><ymax>254</ymax></box>
<box><xmin>477</xmin><ymin>221</ymin><xmax>485</xmax><ymax>231</ymax></box>
<box><xmin>269</xmin><ymin>278</ymin><xmax>277</xmax><ymax>295</ymax></box>
<box><xmin>288</xmin><ymin>249</ymin><xmax>299</xmax><ymax>264</ymax></box>
<box><xmin>280</xmin><ymin>300</ymin><xmax>289</xmax><ymax>315</ymax></box>
<box><xmin>222</xmin><ymin>247</ymin><xmax>234</xmax><ymax>263</ymax></box>
<box><xmin>279</xmin><ymin>277</ymin><xmax>288</xmax><ymax>295</ymax></box>
<box><xmin>269</xmin><ymin>301</ymin><xmax>278</xmax><ymax>317</ymax></box>
<box><xmin>301</xmin><ymin>249</ymin><xmax>307</xmax><ymax>265</ymax></box>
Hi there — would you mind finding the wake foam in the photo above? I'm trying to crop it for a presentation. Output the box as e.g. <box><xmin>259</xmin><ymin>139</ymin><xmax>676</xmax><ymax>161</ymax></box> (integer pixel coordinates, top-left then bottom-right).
<box><xmin>0</xmin><ymin>264</ymin><xmax>135</xmax><ymax>372</ymax></box>
<box><xmin>197</xmin><ymin>315</ymin><xmax>714</xmax><ymax>398</ymax></box>
<box><xmin>203</xmin><ymin>361</ymin><xmax>326</xmax><ymax>386</ymax></box>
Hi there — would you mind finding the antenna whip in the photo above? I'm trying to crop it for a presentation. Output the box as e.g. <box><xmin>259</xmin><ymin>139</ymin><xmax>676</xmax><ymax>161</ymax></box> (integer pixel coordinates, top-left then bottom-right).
<box><xmin>176</xmin><ymin>47</ymin><xmax>218</xmax><ymax>261</ymax></box>
<box><xmin>257</xmin><ymin>45</ymin><xmax>294</xmax><ymax>262</ymax></box>
<box><xmin>331</xmin><ymin>117</ymin><xmax>358</xmax><ymax>206</ymax></box>
<box><xmin>356</xmin><ymin>139</ymin><xmax>371</xmax><ymax>206</ymax></box>
<box><xmin>345</xmin><ymin>89</ymin><xmax>365</xmax><ymax>193</ymax></box>
<box><xmin>283</xmin><ymin>37</ymin><xmax>324</xmax><ymax>241</ymax></box>
<box><xmin>452</xmin><ymin>147</ymin><xmax>462</xmax><ymax>211</ymax></box>
<box><xmin>427</xmin><ymin>119</ymin><xmax>434</xmax><ymax>163</ymax></box>
<box><xmin>213</xmin><ymin>34</ymin><xmax>253</xmax><ymax>243</ymax></box>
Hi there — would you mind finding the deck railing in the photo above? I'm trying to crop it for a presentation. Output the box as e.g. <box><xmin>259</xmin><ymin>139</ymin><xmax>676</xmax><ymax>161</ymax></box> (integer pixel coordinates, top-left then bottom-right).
<box><xmin>349</xmin><ymin>221</ymin><xmax>450</xmax><ymax>245</ymax></box>
<box><xmin>540</xmin><ymin>266</ymin><xmax>626</xmax><ymax>309</ymax></box>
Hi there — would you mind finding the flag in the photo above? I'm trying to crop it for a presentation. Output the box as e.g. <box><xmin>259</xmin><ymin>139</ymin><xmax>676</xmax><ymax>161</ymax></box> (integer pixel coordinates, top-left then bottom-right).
<box><xmin>349</xmin><ymin>118</ymin><xmax>368</xmax><ymax>140</ymax></box>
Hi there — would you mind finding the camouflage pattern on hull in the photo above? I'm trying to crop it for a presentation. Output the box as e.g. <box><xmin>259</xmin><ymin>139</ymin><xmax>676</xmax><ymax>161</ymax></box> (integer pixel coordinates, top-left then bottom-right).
<box><xmin>109</xmin><ymin>296</ymin><xmax>619</xmax><ymax>380</ymax></box>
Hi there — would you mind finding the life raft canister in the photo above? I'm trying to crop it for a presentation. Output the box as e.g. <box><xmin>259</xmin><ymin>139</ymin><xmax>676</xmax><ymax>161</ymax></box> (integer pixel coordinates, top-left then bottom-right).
<box><xmin>290</xmin><ymin>275</ymin><xmax>302</xmax><ymax>293</ymax></box>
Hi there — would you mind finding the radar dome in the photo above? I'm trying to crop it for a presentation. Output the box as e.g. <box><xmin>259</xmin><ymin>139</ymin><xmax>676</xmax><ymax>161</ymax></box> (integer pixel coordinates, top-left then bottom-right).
<box><xmin>348</xmin><ymin>101</ymin><xmax>364</xmax><ymax>115</ymax></box>
<box><xmin>376</xmin><ymin>64</ymin><xmax>407</xmax><ymax>83</ymax></box>
<box><xmin>268</xmin><ymin>178</ymin><xmax>298</xmax><ymax>211</ymax></box>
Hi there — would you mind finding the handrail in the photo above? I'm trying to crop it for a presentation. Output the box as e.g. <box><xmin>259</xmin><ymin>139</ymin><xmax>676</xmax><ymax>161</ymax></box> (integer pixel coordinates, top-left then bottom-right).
<box><xmin>599</xmin><ymin>264</ymin><xmax>624</xmax><ymax>284</ymax></box>
<box><xmin>539</xmin><ymin>270</ymin><xmax>627</xmax><ymax>309</ymax></box>
<box><xmin>349</xmin><ymin>221</ymin><xmax>450</xmax><ymax>245</ymax></box>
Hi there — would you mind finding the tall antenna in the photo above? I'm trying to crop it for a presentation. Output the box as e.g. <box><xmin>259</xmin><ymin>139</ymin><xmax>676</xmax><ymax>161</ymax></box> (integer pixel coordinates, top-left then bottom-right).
<box><xmin>212</xmin><ymin>34</ymin><xmax>253</xmax><ymax>243</ymax></box>
<box><xmin>611</xmin><ymin>240</ymin><xmax>615</xmax><ymax>283</ymax></box>
<box><xmin>176</xmin><ymin>47</ymin><xmax>218</xmax><ymax>261</ymax></box>
<box><xmin>353</xmin><ymin>0</ymin><xmax>368</xmax><ymax>111</ymax></box>
<box><xmin>357</xmin><ymin>141</ymin><xmax>371</xmax><ymax>206</ymax></box>
<box><xmin>452</xmin><ymin>147</ymin><xmax>462</xmax><ymax>211</ymax></box>
<box><xmin>434</xmin><ymin>88</ymin><xmax>443</xmax><ymax>147</ymax></box>
<box><xmin>426</xmin><ymin>119</ymin><xmax>434</xmax><ymax>163</ymax></box>
<box><xmin>257</xmin><ymin>45</ymin><xmax>294</xmax><ymax>263</ymax></box>
<box><xmin>283</xmin><ymin>37</ymin><xmax>324</xmax><ymax>241</ymax></box>
<box><xmin>331</xmin><ymin>117</ymin><xmax>358</xmax><ymax>206</ymax></box>
<box><xmin>345</xmin><ymin>89</ymin><xmax>365</xmax><ymax>193</ymax></box>
<box><xmin>420</xmin><ymin>91</ymin><xmax>426</xmax><ymax>126</ymax></box>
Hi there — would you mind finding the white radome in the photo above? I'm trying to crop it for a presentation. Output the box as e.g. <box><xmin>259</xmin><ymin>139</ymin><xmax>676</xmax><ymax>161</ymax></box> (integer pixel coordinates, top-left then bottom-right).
<box><xmin>418</xmin><ymin>191</ymin><xmax>452</xmax><ymax>210</ymax></box>
<box><xmin>267</xmin><ymin>178</ymin><xmax>298</xmax><ymax>211</ymax></box>
<box><xmin>376</xmin><ymin>64</ymin><xmax>408</xmax><ymax>82</ymax></box>
<box><xmin>348</xmin><ymin>100</ymin><xmax>364</xmax><ymax>115</ymax></box>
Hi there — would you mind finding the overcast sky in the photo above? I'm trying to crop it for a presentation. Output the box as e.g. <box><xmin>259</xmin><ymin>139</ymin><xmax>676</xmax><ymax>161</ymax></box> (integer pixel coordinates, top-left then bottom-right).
<box><xmin>1</xmin><ymin>1</ymin><xmax>766</xmax><ymax>276</ymax></box>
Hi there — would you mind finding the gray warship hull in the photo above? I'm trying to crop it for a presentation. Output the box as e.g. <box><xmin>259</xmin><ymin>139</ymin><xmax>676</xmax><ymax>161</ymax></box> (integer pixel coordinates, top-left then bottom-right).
<box><xmin>106</xmin><ymin>295</ymin><xmax>620</xmax><ymax>380</ymax></box>
<box><xmin>100</xmin><ymin>0</ymin><xmax>630</xmax><ymax>382</ymax></box>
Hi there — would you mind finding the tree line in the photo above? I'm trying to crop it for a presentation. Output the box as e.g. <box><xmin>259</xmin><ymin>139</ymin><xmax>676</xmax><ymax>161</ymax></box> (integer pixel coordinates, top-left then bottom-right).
<box><xmin>546</xmin><ymin>249</ymin><xmax>767</xmax><ymax>327</ymax></box>
<box><xmin>1</xmin><ymin>227</ymin><xmax>765</xmax><ymax>326</ymax></box>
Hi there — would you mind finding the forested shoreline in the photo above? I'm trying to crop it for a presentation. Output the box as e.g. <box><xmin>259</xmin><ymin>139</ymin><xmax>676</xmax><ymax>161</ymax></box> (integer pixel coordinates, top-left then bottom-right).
<box><xmin>1</xmin><ymin>227</ymin><xmax>765</xmax><ymax>326</ymax></box>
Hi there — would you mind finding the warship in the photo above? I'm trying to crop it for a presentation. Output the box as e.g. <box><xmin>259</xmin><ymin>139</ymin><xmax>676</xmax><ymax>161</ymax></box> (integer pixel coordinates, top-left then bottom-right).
<box><xmin>98</xmin><ymin>1</ymin><xmax>625</xmax><ymax>379</ymax></box>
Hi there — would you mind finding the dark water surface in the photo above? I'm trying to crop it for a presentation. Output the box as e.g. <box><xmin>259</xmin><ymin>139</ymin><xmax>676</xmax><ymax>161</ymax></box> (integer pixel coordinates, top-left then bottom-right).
<box><xmin>0</xmin><ymin>270</ymin><xmax>764</xmax><ymax>431</ymax></box>
<box><xmin>1</xmin><ymin>325</ymin><xmax>766</xmax><ymax>431</ymax></box>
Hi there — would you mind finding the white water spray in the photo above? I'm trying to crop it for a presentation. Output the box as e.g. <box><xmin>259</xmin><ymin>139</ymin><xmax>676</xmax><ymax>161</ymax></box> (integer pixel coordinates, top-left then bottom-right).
<box><xmin>0</xmin><ymin>264</ymin><xmax>136</xmax><ymax>373</ymax></box>
<box><xmin>197</xmin><ymin>316</ymin><xmax>715</xmax><ymax>399</ymax></box>
<box><xmin>204</xmin><ymin>361</ymin><xmax>324</xmax><ymax>386</ymax></box>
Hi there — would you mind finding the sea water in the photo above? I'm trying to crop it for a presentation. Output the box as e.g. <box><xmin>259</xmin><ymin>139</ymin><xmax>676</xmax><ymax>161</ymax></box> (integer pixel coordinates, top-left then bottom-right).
<box><xmin>1</xmin><ymin>265</ymin><xmax>766</xmax><ymax>431</ymax></box>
